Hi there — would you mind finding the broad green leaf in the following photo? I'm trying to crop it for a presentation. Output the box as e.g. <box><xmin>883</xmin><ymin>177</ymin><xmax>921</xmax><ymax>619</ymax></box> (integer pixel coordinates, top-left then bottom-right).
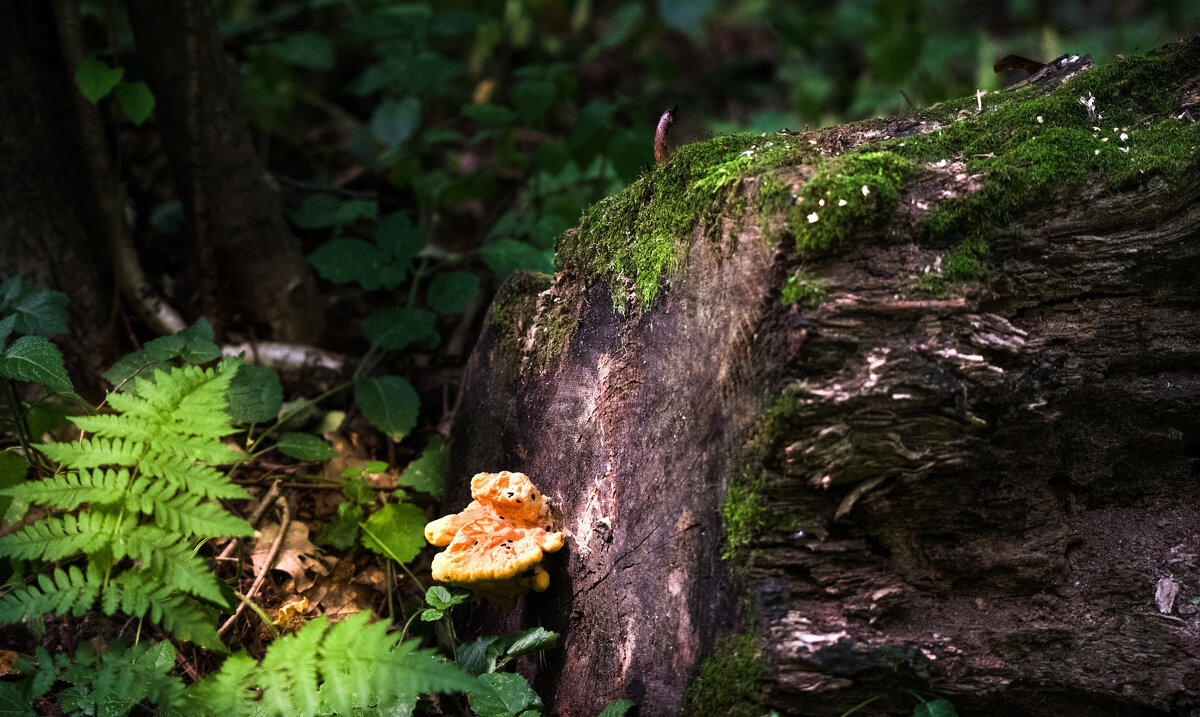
<box><xmin>598</xmin><ymin>699</ymin><xmax>636</xmax><ymax>717</ymax></box>
<box><xmin>511</xmin><ymin>79</ymin><xmax>555</xmax><ymax>122</ymax></box>
<box><xmin>308</xmin><ymin>239</ymin><xmax>387</xmax><ymax>288</ymax></box>
<box><xmin>0</xmin><ymin>336</ymin><xmax>72</xmax><ymax>395</ymax></box>
<box><xmin>656</xmin><ymin>0</ymin><xmax>715</xmax><ymax>34</ymax></box>
<box><xmin>8</xmin><ymin>287</ymin><xmax>68</xmax><ymax>337</ymax></box>
<box><xmin>315</xmin><ymin>501</ymin><xmax>363</xmax><ymax>550</ymax></box>
<box><xmin>0</xmin><ymin>452</ymin><xmax>30</xmax><ymax>527</ymax></box>
<box><xmin>269</xmin><ymin>32</ymin><xmax>335</xmax><ymax>69</ymax></box>
<box><xmin>469</xmin><ymin>672</ymin><xmax>543</xmax><ymax>717</ymax></box>
<box><xmin>362</xmin><ymin>307</ymin><xmax>436</xmax><ymax>352</ymax></box>
<box><xmin>102</xmin><ymin>318</ymin><xmax>219</xmax><ymax>389</ymax></box>
<box><xmin>396</xmin><ymin>436</ymin><xmax>446</xmax><ymax>496</ymax></box>
<box><xmin>503</xmin><ymin>627</ymin><xmax>559</xmax><ymax>658</ymax></box>
<box><xmin>456</xmin><ymin>636</ymin><xmax>501</xmax><ymax>676</ymax></box>
<box><xmin>289</xmin><ymin>195</ymin><xmax>377</xmax><ymax>229</ymax></box>
<box><xmin>355</xmin><ymin>376</ymin><xmax>419</xmax><ymax>440</ymax></box>
<box><xmin>276</xmin><ymin>433</ymin><xmax>339</xmax><ymax>461</ymax></box>
<box><xmin>0</xmin><ymin>681</ymin><xmax>34</xmax><ymax>716</ymax></box>
<box><xmin>360</xmin><ymin>501</ymin><xmax>426</xmax><ymax>564</ymax></box>
<box><xmin>420</xmin><ymin>608</ymin><xmax>443</xmax><ymax>621</ymax></box>
<box><xmin>114</xmin><ymin>81</ymin><xmax>155</xmax><ymax>125</ymax></box>
<box><xmin>343</xmin><ymin>478</ymin><xmax>375</xmax><ymax>504</ymax></box>
<box><xmin>427</xmin><ymin>272</ymin><xmax>480</xmax><ymax>315</ymax></box>
<box><xmin>226</xmin><ymin>363</ymin><xmax>283</xmax><ymax>424</ymax></box>
<box><xmin>461</xmin><ymin>103</ymin><xmax>517</xmax><ymax>127</ymax></box>
<box><xmin>372</xmin><ymin>97</ymin><xmax>421</xmax><ymax>147</ymax></box>
<box><xmin>0</xmin><ymin>314</ymin><xmax>16</xmax><ymax>351</ymax></box>
<box><xmin>914</xmin><ymin>698</ymin><xmax>959</xmax><ymax>717</ymax></box>
<box><xmin>376</xmin><ymin>212</ymin><xmax>426</xmax><ymax>266</ymax></box>
<box><xmin>480</xmin><ymin>240</ymin><xmax>554</xmax><ymax>279</ymax></box>
<box><xmin>74</xmin><ymin>55</ymin><xmax>124</xmax><ymax>104</ymax></box>
<box><xmin>425</xmin><ymin>586</ymin><xmax>452</xmax><ymax>609</ymax></box>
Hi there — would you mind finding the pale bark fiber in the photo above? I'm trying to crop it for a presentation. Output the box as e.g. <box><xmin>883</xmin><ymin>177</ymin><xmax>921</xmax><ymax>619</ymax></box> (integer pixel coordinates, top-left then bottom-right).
<box><xmin>448</xmin><ymin>39</ymin><xmax>1200</xmax><ymax>717</ymax></box>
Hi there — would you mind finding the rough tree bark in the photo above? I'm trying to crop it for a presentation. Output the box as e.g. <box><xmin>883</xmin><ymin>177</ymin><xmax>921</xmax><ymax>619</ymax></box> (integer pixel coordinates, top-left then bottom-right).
<box><xmin>0</xmin><ymin>0</ymin><xmax>114</xmax><ymax>394</ymax></box>
<box><xmin>447</xmin><ymin>38</ymin><xmax>1200</xmax><ymax>716</ymax></box>
<box><xmin>124</xmin><ymin>0</ymin><xmax>323</xmax><ymax>343</ymax></box>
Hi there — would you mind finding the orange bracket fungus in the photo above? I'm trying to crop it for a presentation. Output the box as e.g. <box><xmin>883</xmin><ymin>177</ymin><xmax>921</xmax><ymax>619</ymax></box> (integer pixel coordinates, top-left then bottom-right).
<box><xmin>424</xmin><ymin>471</ymin><xmax>565</xmax><ymax>608</ymax></box>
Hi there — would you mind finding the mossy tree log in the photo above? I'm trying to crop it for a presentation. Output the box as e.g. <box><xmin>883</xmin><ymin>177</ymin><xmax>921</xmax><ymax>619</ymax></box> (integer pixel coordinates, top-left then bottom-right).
<box><xmin>448</xmin><ymin>38</ymin><xmax>1200</xmax><ymax>716</ymax></box>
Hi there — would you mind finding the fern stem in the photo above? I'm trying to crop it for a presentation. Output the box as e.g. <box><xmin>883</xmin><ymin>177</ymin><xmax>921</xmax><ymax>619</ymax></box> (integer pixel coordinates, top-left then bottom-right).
<box><xmin>232</xmin><ymin>589</ymin><xmax>280</xmax><ymax>639</ymax></box>
<box><xmin>219</xmin><ymin>497</ymin><xmax>288</xmax><ymax>638</ymax></box>
<box><xmin>2</xmin><ymin>378</ymin><xmax>42</xmax><ymax>474</ymax></box>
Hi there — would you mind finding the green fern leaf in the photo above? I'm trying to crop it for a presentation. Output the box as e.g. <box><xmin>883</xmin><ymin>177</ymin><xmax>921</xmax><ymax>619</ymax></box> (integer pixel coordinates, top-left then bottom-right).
<box><xmin>139</xmin><ymin>455</ymin><xmax>251</xmax><ymax>500</ymax></box>
<box><xmin>151</xmin><ymin>491</ymin><xmax>254</xmax><ymax>538</ymax></box>
<box><xmin>115</xmin><ymin>526</ymin><xmax>227</xmax><ymax>605</ymax></box>
<box><xmin>105</xmin><ymin>572</ymin><xmax>224</xmax><ymax>651</ymax></box>
<box><xmin>0</xmin><ymin>565</ymin><xmax>100</xmax><ymax>621</ymax></box>
<box><xmin>69</xmin><ymin>414</ymin><xmax>158</xmax><ymax>443</ymax></box>
<box><xmin>257</xmin><ymin>616</ymin><xmax>326</xmax><ymax>715</ymax></box>
<box><xmin>0</xmin><ymin>467</ymin><xmax>131</xmax><ymax>510</ymax></box>
<box><xmin>0</xmin><ymin>511</ymin><xmax>130</xmax><ymax>560</ymax></box>
<box><xmin>37</xmin><ymin>436</ymin><xmax>143</xmax><ymax>468</ymax></box>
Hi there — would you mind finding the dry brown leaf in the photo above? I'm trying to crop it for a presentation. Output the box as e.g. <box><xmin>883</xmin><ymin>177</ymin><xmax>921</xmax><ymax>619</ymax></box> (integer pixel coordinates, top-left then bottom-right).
<box><xmin>252</xmin><ymin>521</ymin><xmax>331</xmax><ymax>592</ymax></box>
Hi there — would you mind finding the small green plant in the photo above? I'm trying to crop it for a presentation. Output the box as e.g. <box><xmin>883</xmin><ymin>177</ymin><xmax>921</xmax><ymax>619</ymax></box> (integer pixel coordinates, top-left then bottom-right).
<box><xmin>0</xmin><ymin>359</ymin><xmax>252</xmax><ymax>649</ymax></box>
<box><xmin>781</xmin><ymin>269</ymin><xmax>827</xmax><ymax>308</ymax></box>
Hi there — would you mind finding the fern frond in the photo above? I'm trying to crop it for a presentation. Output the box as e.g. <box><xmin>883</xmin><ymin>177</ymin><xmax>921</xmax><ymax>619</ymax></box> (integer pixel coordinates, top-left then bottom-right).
<box><xmin>37</xmin><ymin>436</ymin><xmax>144</xmax><ymax>469</ymax></box>
<box><xmin>116</xmin><ymin>526</ymin><xmax>227</xmax><ymax>605</ymax></box>
<box><xmin>0</xmin><ymin>467</ymin><xmax>131</xmax><ymax>510</ymax></box>
<box><xmin>109</xmin><ymin>362</ymin><xmax>238</xmax><ymax>438</ymax></box>
<box><xmin>69</xmin><ymin>413</ymin><xmax>159</xmax><ymax>443</ymax></box>
<box><xmin>0</xmin><ymin>565</ymin><xmax>100</xmax><ymax>621</ymax></box>
<box><xmin>0</xmin><ymin>511</ymin><xmax>130</xmax><ymax>561</ymax></box>
<box><xmin>149</xmin><ymin>491</ymin><xmax>253</xmax><ymax>539</ymax></box>
<box><xmin>181</xmin><ymin>611</ymin><xmax>477</xmax><ymax>716</ymax></box>
<box><xmin>257</xmin><ymin>615</ymin><xmax>327</xmax><ymax>715</ymax></box>
<box><xmin>140</xmin><ymin>455</ymin><xmax>251</xmax><ymax>500</ymax></box>
<box><xmin>104</xmin><ymin>572</ymin><xmax>224</xmax><ymax>651</ymax></box>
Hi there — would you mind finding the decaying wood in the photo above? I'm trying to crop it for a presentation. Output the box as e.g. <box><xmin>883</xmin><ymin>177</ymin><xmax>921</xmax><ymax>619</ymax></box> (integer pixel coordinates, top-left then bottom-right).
<box><xmin>448</xmin><ymin>39</ymin><xmax>1200</xmax><ymax>716</ymax></box>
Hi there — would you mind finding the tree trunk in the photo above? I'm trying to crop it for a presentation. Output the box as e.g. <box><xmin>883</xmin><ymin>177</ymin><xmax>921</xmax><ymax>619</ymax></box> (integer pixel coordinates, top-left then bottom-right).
<box><xmin>447</xmin><ymin>39</ymin><xmax>1200</xmax><ymax>716</ymax></box>
<box><xmin>0</xmin><ymin>0</ymin><xmax>114</xmax><ymax>396</ymax></box>
<box><xmin>124</xmin><ymin>0</ymin><xmax>323</xmax><ymax>343</ymax></box>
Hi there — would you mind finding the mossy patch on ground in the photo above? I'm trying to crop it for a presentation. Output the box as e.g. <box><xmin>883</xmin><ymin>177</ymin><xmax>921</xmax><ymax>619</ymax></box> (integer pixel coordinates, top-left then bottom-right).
<box><xmin>781</xmin><ymin>268</ymin><xmax>828</xmax><ymax>308</ymax></box>
<box><xmin>682</xmin><ymin>632</ymin><xmax>763</xmax><ymax>717</ymax></box>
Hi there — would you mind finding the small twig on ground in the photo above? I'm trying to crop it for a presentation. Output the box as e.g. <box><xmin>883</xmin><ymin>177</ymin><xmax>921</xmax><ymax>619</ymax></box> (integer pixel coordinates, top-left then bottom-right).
<box><xmin>216</xmin><ymin>479</ymin><xmax>281</xmax><ymax>562</ymax></box>
<box><xmin>218</xmin><ymin>496</ymin><xmax>289</xmax><ymax>637</ymax></box>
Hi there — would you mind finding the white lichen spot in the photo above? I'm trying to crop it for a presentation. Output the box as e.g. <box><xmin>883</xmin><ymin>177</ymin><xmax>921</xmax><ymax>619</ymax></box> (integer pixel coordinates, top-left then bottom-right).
<box><xmin>818</xmin><ymin>198</ymin><xmax>825</xmax><ymax>207</ymax></box>
<box><xmin>937</xmin><ymin>159</ymin><xmax>948</xmax><ymax>167</ymax></box>
<box><xmin>808</xmin><ymin>139</ymin><xmax>817</xmax><ymax>145</ymax></box>
<box><xmin>1094</xmin><ymin>149</ymin><xmax>1101</xmax><ymax>155</ymax></box>
<box><xmin>766</xmin><ymin>141</ymin><xmax>774</xmax><ymax>147</ymax></box>
<box><xmin>1119</xmin><ymin>146</ymin><xmax>1130</xmax><ymax>153</ymax></box>
<box><xmin>1102</xmin><ymin>137</ymin><xmax>1109</xmax><ymax>142</ymax></box>
<box><xmin>1036</xmin><ymin>115</ymin><xmax>1044</xmax><ymax>123</ymax></box>
<box><xmin>807</xmin><ymin>212</ymin><xmax>819</xmax><ymax>223</ymax></box>
<box><xmin>1120</xmin><ymin>132</ymin><xmax>1129</xmax><ymax>141</ymax></box>
<box><xmin>861</xmin><ymin>184</ymin><xmax>870</xmax><ymax>196</ymax></box>
<box><xmin>838</xmin><ymin>199</ymin><xmax>847</xmax><ymax>206</ymax></box>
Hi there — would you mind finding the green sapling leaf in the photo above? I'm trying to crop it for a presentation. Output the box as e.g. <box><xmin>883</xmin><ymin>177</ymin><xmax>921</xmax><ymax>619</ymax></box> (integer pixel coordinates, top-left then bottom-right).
<box><xmin>114</xmin><ymin>81</ymin><xmax>155</xmax><ymax>125</ymax></box>
<box><xmin>269</xmin><ymin>32</ymin><xmax>335</xmax><ymax>69</ymax></box>
<box><xmin>420</xmin><ymin>608</ymin><xmax>443</xmax><ymax>621</ymax></box>
<box><xmin>343</xmin><ymin>478</ymin><xmax>375</xmax><ymax>504</ymax></box>
<box><xmin>355</xmin><ymin>375</ymin><xmax>419</xmax><ymax>440</ymax></box>
<box><xmin>427</xmin><ymin>271</ymin><xmax>480</xmax><ymax>315</ymax></box>
<box><xmin>598</xmin><ymin>699</ymin><xmax>636</xmax><ymax>717</ymax></box>
<box><xmin>362</xmin><ymin>307</ymin><xmax>437</xmax><ymax>351</ymax></box>
<box><xmin>502</xmin><ymin>627</ymin><xmax>559</xmax><ymax>658</ymax></box>
<box><xmin>226</xmin><ymin>363</ymin><xmax>283</xmax><ymax>424</ymax></box>
<box><xmin>308</xmin><ymin>238</ymin><xmax>388</xmax><ymax>288</ymax></box>
<box><xmin>360</xmin><ymin>501</ymin><xmax>426</xmax><ymax>564</ymax></box>
<box><xmin>914</xmin><ymin>698</ymin><xmax>959</xmax><ymax>717</ymax></box>
<box><xmin>396</xmin><ymin>436</ymin><xmax>446</xmax><ymax>496</ymax></box>
<box><xmin>469</xmin><ymin>672</ymin><xmax>543</xmax><ymax>717</ymax></box>
<box><xmin>480</xmin><ymin>239</ymin><xmax>554</xmax><ymax>279</ymax></box>
<box><xmin>0</xmin><ymin>314</ymin><xmax>15</xmax><ymax>351</ymax></box>
<box><xmin>456</xmin><ymin>635</ymin><xmax>501</xmax><ymax>676</ymax></box>
<box><xmin>315</xmin><ymin>501</ymin><xmax>363</xmax><ymax>550</ymax></box>
<box><xmin>425</xmin><ymin>585</ymin><xmax>453</xmax><ymax>609</ymax></box>
<box><xmin>74</xmin><ymin>55</ymin><xmax>124</xmax><ymax>104</ymax></box>
<box><xmin>276</xmin><ymin>433</ymin><xmax>339</xmax><ymax>461</ymax></box>
<box><xmin>0</xmin><ymin>336</ymin><xmax>73</xmax><ymax>395</ymax></box>
<box><xmin>372</xmin><ymin>97</ymin><xmax>421</xmax><ymax>147</ymax></box>
<box><xmin>6</xmin><ymin>286</ymin><xmax>69</xmax><ymax>337</ymax></box>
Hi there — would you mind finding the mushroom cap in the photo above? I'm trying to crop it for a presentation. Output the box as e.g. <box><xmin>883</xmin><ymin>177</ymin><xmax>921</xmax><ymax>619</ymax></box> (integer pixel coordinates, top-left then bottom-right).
<box><xmin>425</xmin><ymin>472</ymin><xmax>565</xmax><ymax>606</ymax></box>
